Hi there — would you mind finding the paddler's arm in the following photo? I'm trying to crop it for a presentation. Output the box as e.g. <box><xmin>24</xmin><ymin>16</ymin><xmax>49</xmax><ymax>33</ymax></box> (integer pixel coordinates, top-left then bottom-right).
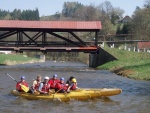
<box><xmin>67</xmin><ymin>86</ymin><xmax>71</xmax><ymax>92</ymax></box>
<box><xmin>38</xmin><ymin>83</ymin><xmax>44</xmax><ymax>94</ymax></box>
<box><xmin>67</xmin><ymin>83</ymin><xmax>73</xmax><ymax>92</ymax></box>
<box><xmin>48</xmin><ymin>84</ymin><xmax>54</xmax><ymax>93</ymax></box>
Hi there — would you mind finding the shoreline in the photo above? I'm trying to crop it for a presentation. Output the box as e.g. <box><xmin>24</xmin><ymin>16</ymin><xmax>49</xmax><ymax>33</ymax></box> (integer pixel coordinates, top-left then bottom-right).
<box><xmin>97</xmin><ymin>47</ymin><xmax>150</xmax><ymax>81</ymax></box>
<box><xmin>0</xmin><ymin>54</ymin><xmax>44</xmax><ymax>66</ymax></box>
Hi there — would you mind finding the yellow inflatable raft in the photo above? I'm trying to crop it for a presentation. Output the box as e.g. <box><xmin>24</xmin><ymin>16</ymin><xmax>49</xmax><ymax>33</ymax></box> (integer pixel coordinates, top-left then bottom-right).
<box><xmin>11</xmin><ymin>88</ymin><xmax>122</xmax><ymax>101</ymax></box>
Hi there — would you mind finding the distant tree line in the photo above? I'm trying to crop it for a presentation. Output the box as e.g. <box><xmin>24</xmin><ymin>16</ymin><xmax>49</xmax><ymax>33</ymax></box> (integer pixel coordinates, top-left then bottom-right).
<box><xmin>0</xmin><ymin>8</ymin><xmax>39</xmax><ymax>20</ymax></box>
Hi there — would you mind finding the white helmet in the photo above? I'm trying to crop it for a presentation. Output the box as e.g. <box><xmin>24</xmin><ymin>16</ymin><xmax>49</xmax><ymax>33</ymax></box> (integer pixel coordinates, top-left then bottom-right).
<box><xmin>44</xmin><ymin>76</ymin><xmax>49</xmax><ymax>80</ymax></box>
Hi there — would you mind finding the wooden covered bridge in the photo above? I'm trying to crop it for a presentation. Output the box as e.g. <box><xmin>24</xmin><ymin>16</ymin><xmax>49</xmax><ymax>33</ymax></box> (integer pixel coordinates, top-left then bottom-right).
<box><xmin>0</xmin><ymin>20</ymin><xmax>105</xmax><ymax>67</ymax></box>
<box><xmin>0</xmin><ymin>20</ymin><xmax>101</xmax><ymax>53</ymax></box>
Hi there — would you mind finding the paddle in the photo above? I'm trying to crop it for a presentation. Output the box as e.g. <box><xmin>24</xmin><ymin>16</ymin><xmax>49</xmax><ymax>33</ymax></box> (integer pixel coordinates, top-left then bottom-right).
<box><xmin>5</xmin><ymin>73</ymin><xmax>29</xmax><ymax>93</ymax></box>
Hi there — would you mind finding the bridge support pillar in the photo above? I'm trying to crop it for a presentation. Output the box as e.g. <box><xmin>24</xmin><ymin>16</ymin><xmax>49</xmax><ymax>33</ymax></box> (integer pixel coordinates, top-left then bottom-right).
<box><xmin>89</xmin><ymin>54</ymin><xmax>98</xmax><ymax>67</ymax></box>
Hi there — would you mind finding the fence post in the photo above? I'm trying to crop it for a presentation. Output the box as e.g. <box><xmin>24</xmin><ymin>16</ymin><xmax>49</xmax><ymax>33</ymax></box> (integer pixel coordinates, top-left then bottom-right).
<box><xmin>133</xmin><ymin>47</ymin><xmax>136</xmax><ymax>52</ymax></box>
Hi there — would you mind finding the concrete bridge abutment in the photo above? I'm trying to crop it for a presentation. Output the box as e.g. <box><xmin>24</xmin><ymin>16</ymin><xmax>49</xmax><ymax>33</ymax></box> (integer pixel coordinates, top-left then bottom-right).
<box><xmin>89</xmin><ymin>48</ymin><xmax>117</xmax><ymax>68</ymax></box>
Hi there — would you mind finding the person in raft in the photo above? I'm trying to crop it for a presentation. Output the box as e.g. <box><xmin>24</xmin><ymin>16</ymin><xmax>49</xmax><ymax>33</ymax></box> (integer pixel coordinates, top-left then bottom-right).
<box><xmin>31</xmin><ymin>75</ymin><xmax>42</xmax><ymax>93</ymax></box>
<box><xmin>66</xmin><ymin>76</ymin><xmax>75</xmax><ymax>86</ymax></box>
<box><xmin>38</xmin><ymin>76</ymin><xmax>51</xmax><ymax>94</ymax></box>
<box><xmin>66</xmin><ymin>78</ymin><xmax>78</xmax><ymax>92</ymax></box>
<box><xmin>16</xmin><ymin>76</ymin><xmax>29</xmax><ymax>92</ymax></box>
<box><xmin>48</xmin><ymin>74</ymin><xmax>60</xmax><ymax>89</ymax></box>
<box><xmin>55</xmin><ymin>77</ymin><xmax>67</xmax><ymax>93</ymax></box>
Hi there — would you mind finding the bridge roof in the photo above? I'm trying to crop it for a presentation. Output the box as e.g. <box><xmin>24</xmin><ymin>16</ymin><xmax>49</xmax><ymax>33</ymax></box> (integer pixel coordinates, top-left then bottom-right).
<box><xmin>0</xmin><ymin>20</ymin><xmax>101</xmax><ymax>32</ymax></box>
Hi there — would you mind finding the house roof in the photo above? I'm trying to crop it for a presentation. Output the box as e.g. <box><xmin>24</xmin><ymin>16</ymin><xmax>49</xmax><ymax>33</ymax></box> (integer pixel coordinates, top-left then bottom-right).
<box><xmin>122</xmin><ymin>16</ymin><xmax>132</xmax><ymax>22</ymax></box>
<box><xmin>0</xmin><ymin>20</ymin><xmax>102</xmax><ymax>32</ymax></box>
<box><xmin>138</xmin><ymin>42</ymin><xmax>150</xmax><ymax>49</ymax></box>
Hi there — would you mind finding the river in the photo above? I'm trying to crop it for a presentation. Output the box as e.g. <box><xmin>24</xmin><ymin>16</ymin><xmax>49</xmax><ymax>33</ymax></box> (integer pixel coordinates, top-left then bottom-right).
<box><xmin>0</xmin><ymin>61</ymin><xmax>150</xmax><ymax>113</ymax></box>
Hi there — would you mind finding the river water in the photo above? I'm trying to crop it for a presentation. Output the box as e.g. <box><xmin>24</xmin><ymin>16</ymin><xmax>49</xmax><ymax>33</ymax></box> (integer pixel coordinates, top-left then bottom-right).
<box><xmin>0</xmin><ymin>61</ymin><xmax>150</xmax><ymax>113</ymax></box>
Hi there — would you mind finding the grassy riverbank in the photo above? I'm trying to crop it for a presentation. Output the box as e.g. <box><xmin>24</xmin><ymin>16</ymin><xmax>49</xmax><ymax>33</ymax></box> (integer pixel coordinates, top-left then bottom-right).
<box><xmin>97</xmin><ymin>46</ymin><xmax>150</xmax><ymax>81</ymax></box>
<box><xmin>0</xmin><ymin>54</ymin><xmax>42</xmax><ymax>65</ymax></box>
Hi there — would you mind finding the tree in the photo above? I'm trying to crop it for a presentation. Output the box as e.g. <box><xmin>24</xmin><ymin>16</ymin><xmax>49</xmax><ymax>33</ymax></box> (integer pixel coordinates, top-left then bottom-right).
<box><xmin>0</xmin><ymin>9</ymin><xmax>10</xmax><ymax>19</ymax></box>
<box><xmin>116</xmin><ymin>24</ymin><xmax>122</xmax><ymax>34</ymax></box>
<box><xmin>110</xmin><ymin>7</ymin><xmax>124</xmax><ymax>25</ymax></box>
<box><xmin>121</xmin><ymin>23</ymin><xmax>130</xmax><ymax>34</ymax></box>
<box><xmin>62</xmin><ymin>2</ymin><xmax>83</xmax><ymax>17</ymax></box>
<box><xmin>20</xmin><ymin>9</ymin><xmax>40</xmax><ymax>20</ymax></box>
<box><xmin>34</xmin><ymin>8</ymin><xmax>40</xmax><ymax>20</ymax></box>
<box><xmin>11</xmin><ymin>9</ymin><xmax>21</xmax><ymax>20</ymax></box>
<box><xmin>111</xmin><ymin>13</ymin><xmax>119</xmax><ymax>25</ymax></box>
<box><xmin>97</xmin><ymin>0</ymin><xmax>125</xmax><ymax>31</ymax></box>
<box><xmin>144</xmin><ymin>0</ymin><xmax>150</xmax><ymax>8</ymax></box>
<box><xmin>113</xmin><ymin>7</ymin><xmax>124</xmax><ymax>19</ymax></box>
<box><xmin>100</xmin><ymin>19</ymin><xmax>116</xmax><ymax>35</ymax></box>
<box><xmin>74</xmin><ymin>4</ymin><xmax>97</xmax><ymax>21</ymax></box>
<box><xmin>99</xmin><ymin>0</ymin><xmax>113</xmax><ymax>17</ymax></box>
<box><xmin>131</xmin><ymin>7</ymin><xmax>150</xmax><ymax>40</ymax></box>
<box><xmin>3</xmin><ymin>13</ymin><xmax>12</xmax><ymax>20</ymax></box>
<box><xmin>54</xmin><ymin>11</ymin><xmax>61</xmax><ymax>20</ymax></box>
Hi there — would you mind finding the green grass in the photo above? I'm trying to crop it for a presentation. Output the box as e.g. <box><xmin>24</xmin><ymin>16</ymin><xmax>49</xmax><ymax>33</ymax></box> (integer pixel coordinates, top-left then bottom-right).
<box><xmin>97</xmin><ymin>46</ymin><xmax>150</xmax><ymax>81</ymax></box>
<box><xmin>0</xmin><ymin>54</ymin><xmax>40</xmax><ymax>65</ymax></box>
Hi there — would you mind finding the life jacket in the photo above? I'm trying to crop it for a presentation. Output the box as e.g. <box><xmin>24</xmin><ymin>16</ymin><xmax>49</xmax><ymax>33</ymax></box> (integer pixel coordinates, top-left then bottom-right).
<box><xmin>41</xmin><ymin>82</ymin><xmax>50</xmax><ymax>93</ymax></box>
<box><xmin>48</xmin><ymin>78</ymin><xmax>59</xmax><ymax>89</ymax></box>
<box><xmin>16</xmin><ymin>81</ymin><xmax>28</xmax><ymax>92</ymax></box>
<box><xmin>70</xmin><ymin>83</ymin><xmax>77</xmax><ymax>90</ymax></box>
<box><xmin>55</xmin><ymin>82</ymin><xmax>67</xmax><ymax>91</ymax></box>
<box><xmin>33</xmin><ymin>80</ymin><xmax>41</xmax><ymax>90</ymax></box>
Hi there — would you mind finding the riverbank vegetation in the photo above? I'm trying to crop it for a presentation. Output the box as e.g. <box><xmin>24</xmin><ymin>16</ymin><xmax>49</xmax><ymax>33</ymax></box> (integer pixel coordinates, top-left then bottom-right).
<box><xmin>97</xmin><ymin>46</ymin><xmax>150</xmax><ymax>81</ymax></box>
<box><xmin>0</xmin><ymin>54</ymin><xmax>42</xmax><ymax>65</ymax></box>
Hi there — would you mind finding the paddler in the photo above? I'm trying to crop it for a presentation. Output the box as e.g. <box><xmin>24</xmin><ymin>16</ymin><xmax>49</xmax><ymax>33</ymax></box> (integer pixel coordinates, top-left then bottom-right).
<box><xmin>31</xmin><ymin>75</ymin><xmax>42</xmax><ymax>93</ymax></box>
<box><xmin>66</xmin><ymin>76</ymin><xmax>75</xmax><ymax>86</ymax></box>
<box><xmin>16</xmin><ymin>76</ymin><xmax>29</xmax><ymax>92</ymax></box>
<box><xmin>55</xmin><ymin>77</ymin><xmax>67</xmax><ymax>93</ymax></box>
<box><xmin>48</xmin><ymin>74</ymin><xmax>60</xmax><ymax>89</ymax></box>
<box><xmin>38</xmin><ymin>76</ymin><xmax>51</xmax><ymax>94</ymax></box>
<box><xmin>66</xmin><ymin>78</ymin><xmax>78</xmax><ymax>92</ymax></box>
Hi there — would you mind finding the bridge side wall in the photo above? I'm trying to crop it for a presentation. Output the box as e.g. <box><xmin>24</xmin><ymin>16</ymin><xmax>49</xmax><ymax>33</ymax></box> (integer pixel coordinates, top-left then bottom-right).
<box><xmin>89</xmin><ymin>48</ymin><xmax>117</xmax><ymax>67</ymax></box>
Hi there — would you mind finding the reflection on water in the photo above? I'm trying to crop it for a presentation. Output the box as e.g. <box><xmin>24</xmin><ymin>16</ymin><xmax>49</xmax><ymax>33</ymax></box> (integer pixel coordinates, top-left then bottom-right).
<box><xmin>0</xmin><ymin>61</ymin><xmax>150</xmax><ymax>113</ymax></box>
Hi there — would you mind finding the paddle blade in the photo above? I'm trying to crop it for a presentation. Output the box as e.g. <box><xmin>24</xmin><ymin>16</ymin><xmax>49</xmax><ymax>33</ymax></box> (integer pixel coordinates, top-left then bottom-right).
<box><xmin>20</xmin><ymin>85</ymin><xmax>29</xmax><ymax>93</ymax></box>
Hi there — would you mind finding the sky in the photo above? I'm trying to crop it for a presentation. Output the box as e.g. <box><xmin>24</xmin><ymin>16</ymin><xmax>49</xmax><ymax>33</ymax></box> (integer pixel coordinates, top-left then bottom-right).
<box><xmin>0</xmin><ymin>0</ymin><xmax>145</xmax><ymax>17</ymax></box>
